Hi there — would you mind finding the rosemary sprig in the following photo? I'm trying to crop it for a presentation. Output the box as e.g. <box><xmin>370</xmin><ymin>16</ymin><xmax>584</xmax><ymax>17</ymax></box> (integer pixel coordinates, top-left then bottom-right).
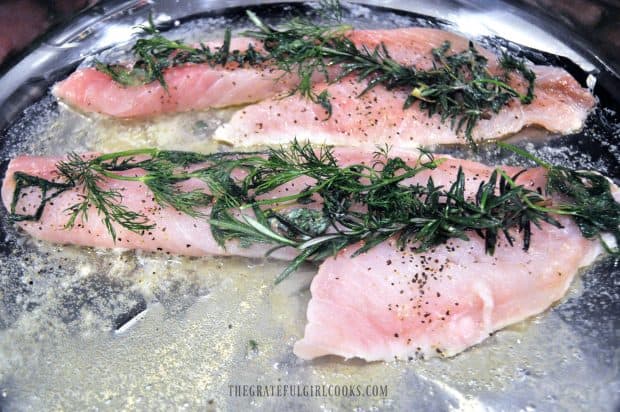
<box><xmin>316</xmin><ymin>0</ymin><xmax>344</xmax><ymax>21</ymax></box>
<box><xmin>9</xmin><ymin>142</ymin><xmax>620</xmax><ymax>281</ymax></box>
<box><xmin>498</xmin><ymin>142</ymin><xmax>620</xmax><ymax>251</ymax></box>
<box><xmin>242</xmin><ymin>8</ymin><xmax>351</xmax><ymax>115</ymax></box>
<box><xmin>94</xmin><ymin>1</ymin><xmax>535</xmax><ymax>146</ymax></box>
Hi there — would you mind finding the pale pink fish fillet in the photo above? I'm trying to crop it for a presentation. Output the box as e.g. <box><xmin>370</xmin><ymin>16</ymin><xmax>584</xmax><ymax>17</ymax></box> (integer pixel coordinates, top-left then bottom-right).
<box><xmin>52</xmin><ymin>37</ymin><xmax>298</xmax><ymax>118</ymax></box>
<box><xmin>294</xmin><ymin>160</ymin><xmax>607</xmax><ymax>362</ymax></box>
<box><xmin>52</xmin><ymin>28</ymin><xmax>490</xmax><ymax>118</ymax></box>
<box><xmin>1</xmin><ymin>154</ymin><xmax>296</xmax><ymax>259</ymax></box>
<box><xmin>215</xmin><ymin>64</ymin><xmax>595</xmax><ymax>148</ymax></box>
<box><xmin>3</xmin><ymin>151</ymin><xmax>615</xmax><ymax>362</ymax></box>
<box><xmin>345</xmin><ymin>27</ymin><xmax>495</xmax><ymax>70</ymax></box>
<box><xmin>1</xmin><ymin>148</ymin><xmax>384</xmax><ymax>258</ymax></box>
<box><xmin>0</xmin><ymin>148</ymin><xmax>495</xmax><ymax>256</ymax></box>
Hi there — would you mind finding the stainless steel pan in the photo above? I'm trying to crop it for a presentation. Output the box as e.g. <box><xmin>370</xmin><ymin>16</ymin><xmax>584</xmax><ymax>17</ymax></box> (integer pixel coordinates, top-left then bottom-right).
<box><xmin>0</xmin><ymin>1</ymin><xmax>618</xmax><ymax>410</ymax></box>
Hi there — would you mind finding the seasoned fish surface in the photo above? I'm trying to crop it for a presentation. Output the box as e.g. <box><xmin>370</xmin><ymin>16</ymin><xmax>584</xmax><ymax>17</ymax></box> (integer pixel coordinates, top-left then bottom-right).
<box><xmin>215</xmin><ymin>65</ymin><xmax>595</xmax><ymax>148</ymax></box>
<box><xmin>53</xmin><ymin>28</ymin><xmax>511</xmax><ymax>118</ymax></box>
<box><xmin>294</xmin><ymin>162</ymin><xmax>605</xmax><ymax>361</ymax></box>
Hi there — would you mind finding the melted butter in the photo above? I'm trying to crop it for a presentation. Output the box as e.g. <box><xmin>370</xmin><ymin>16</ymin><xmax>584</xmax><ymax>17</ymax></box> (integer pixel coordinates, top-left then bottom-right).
<box><xmin>46</xmin><ymin>103</ymin><xmax>237</xmax><ymax>154</ymax></box>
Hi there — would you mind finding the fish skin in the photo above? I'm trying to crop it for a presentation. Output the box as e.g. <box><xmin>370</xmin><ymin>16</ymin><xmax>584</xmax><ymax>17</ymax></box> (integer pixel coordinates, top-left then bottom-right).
<box><xmin>214</xmin><ymin>63</ymin><xmax>595</xmax><ymax>148</ymax></box>
<box><xmin>293</xmin><ymin>161</ymin><xmax>606</xmax><ymax>362</ymax></box>
<box><xmin>52</xmin><ymin>28</ymin><xmax>492</xmax><ymax>118</ymax></box>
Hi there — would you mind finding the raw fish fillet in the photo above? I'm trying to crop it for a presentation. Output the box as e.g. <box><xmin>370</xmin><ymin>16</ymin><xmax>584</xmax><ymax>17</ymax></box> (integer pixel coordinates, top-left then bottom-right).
<box><xmin>52</xmin><ymin>28</ymin><xmax>498</xmax><ymax>118</ymax></box>
<box><xmin>215</xmin><ymin>65</ymin><xmax>595</xmax><ymax>148</ymax></box>
<box><xmin>2</xmin><ymin>151</ymin><xmax>611</xmax><ymax>362</ymax></box>
<box><xmin>1</xmin><ymin>153</ymin><xmax>293</xmax><ymax>259</ymax></box>
<box><xmin>294</xmin><ymin>160</ymin><xmax>608</xmax><ymax>361</ymax></box>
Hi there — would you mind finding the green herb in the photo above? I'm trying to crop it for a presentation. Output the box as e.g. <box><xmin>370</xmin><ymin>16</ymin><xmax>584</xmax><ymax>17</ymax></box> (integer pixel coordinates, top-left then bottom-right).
<box><xmin>9</xmin><ymin>172</ymin><xmax>72</xmax><ymax>222</ymax></box>
<box><xmin>95</xmin><ymin>15</ymin><xmax>265</xmax><ymax>89</ymax></box>
<box><xmin>56</xmin><ymin>152</ymin><xmax>155</xmax><ymax>240</ymax></box>
<box><xmin>9</xmin><ymin>141</ymin><xmax>620</xmax><ymax>281</ymax></box>
<box><xmin>243</xmin><ymin>11</ymin><xmax>535</xmax><ymax>145</ymax></box>
<box><xmin>317</xmin><ymin>0</ymin><xmax>344</xmax><ymax>21</ymax></box>
<box><xmin>95</xmin><ymin>1</ymin><xmax>535</xmax><ymax>146</ymax></box>
<box><xmin>498</xmin><ymin>142</ymin><xmax>620</xmax><ymax>252</ymax></box>
<box><xmin>241</xmin><ymin>8</ymin><xmax>351</xmax><ymax>116</ymax></box>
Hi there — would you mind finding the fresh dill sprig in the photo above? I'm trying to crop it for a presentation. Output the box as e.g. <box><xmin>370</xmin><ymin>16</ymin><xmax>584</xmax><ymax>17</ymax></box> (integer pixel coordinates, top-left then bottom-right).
<box><xmin>56</xmin><ymin>153</ymin><xmax>155</xmax><ymax>240</ymax></box>
<box><xmin>242</xmin><ymin>9</ymin><xmax>351</xmax><ymax>115</ymax></box>
<box><xmin>9</xmin><ymin>142</ymin><xmax>620</xmax><ymax>281</ymax></box>
<box><xmin>317</xmin><ymin>0</ymin><xmax>343</xmax><ymax>21</ymax></box>
<box><xmin>94</xmin><ymin>2</ymin><xmax>535</xmax><ymax>146</ymax></box>
<box><xmin>95</xmin><ymin>14</ymin><xmax>265</xmax><ymax>89</ymax></box>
